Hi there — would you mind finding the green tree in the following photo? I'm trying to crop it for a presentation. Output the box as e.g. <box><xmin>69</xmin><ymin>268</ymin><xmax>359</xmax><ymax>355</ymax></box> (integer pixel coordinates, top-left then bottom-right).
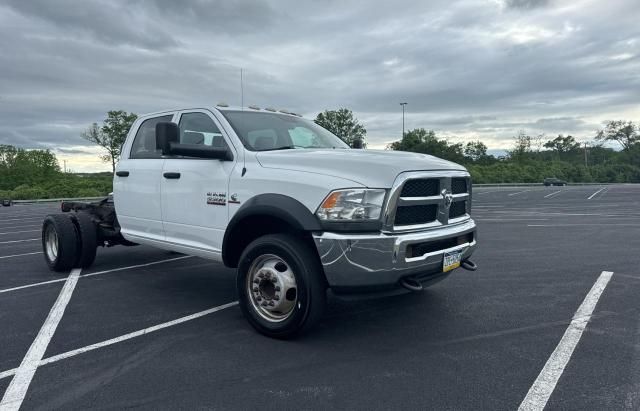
<box><xmin>82</xmin><ymin>110</ymin><xmax>137</xmax><ymax>173</ymax></box>
<box><xmin>543</xmin><ymin>134</ymin><xmax>581</xmax><ymax>159</ymax></box>
<box><xmin>387</xmin><ymin>128</ymin><xmax>465</xmax><ymax>163</ymax></box>
<box><xmin>0</xmin><ymin>145</ymin><xmax>60</xmax><ymax>190</ymax></box>
<box><xmin>596</xmin><ymin>120</ymin><xmax>638</xmax><ymax>151</ymax></box>
<box><xmin>508</xmin><ymin>131</ymin><xmax>532</xmax><ymax>162</ymax></box>
<box><xmin>315</xmin><ymin>108</ymin><xmax>366</xmax><ymax>147</ymax></box>
<box><xmin>464</xmin><ymin>140</ymin><xmax>488</xmax><ymax>162</ymax></box>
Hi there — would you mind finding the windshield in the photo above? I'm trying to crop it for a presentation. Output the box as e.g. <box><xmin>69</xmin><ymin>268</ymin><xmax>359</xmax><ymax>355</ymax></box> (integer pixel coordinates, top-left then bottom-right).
<box><xmin>220</xmin><ymin>110</ymin><xmax>350</xmax><ymax>151</ymax></box>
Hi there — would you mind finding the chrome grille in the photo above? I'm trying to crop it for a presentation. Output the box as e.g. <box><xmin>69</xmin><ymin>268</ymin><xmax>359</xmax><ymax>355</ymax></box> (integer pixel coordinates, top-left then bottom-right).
<box><xmin>451</xmin><ymin>178</ymin><xmax>467</xmax><ymax>194</ymax></box>
<box><xmin>383</xmin><ymin>171</ymin><xmax>471</xmax><ymax>232</ymax></box>
<box><xmin>400</xmin><ymin>179</ymin><xmax>439</xmax><ymax>197</ymax></box>
<box><xmin>449</xmin><ymin>200</ymin><xmax>466</xmax><ymax>219</ymax></box>
<box><xmin>394</xmin><ymin>204</ymin><xmax>438</xmax><ymax>226</ymax></box>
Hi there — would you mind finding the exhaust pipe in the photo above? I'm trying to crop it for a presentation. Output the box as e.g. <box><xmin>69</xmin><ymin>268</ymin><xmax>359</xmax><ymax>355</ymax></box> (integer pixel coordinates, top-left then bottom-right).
<box><xmin>461</xmin><ymin>259</ymin><xmax>478</xmax><ymax>271</ymax></box>
<box><xmin>399</xmin><ymin>277</ymin><xmax>423</xmax><ymax>292</ymax></box>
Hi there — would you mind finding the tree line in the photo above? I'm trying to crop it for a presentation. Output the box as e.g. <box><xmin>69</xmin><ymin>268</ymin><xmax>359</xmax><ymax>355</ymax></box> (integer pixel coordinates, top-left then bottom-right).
<box><xmin>0</xmin><ymin>145</ymin><xmax>112</xmax><ymax>200</ymax></box>
<box><xmin>316</xmin><ymin>108</ymin><xmax>640</xmax><ymax>183</ymax></box>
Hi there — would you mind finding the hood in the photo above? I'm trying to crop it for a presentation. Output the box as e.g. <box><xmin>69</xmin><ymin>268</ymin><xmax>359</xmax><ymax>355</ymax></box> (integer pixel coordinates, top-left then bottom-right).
<box><xmin>256</xmin><ymin>149</ymin><xmax>466</xmax><ymax>188</ymax></box>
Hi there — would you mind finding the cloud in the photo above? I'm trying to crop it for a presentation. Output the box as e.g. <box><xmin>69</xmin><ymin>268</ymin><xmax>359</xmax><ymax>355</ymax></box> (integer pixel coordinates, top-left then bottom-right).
<box><xmin>56</xmin><ymin>147</ymin><xmax>95</xmax><ymax>155</ymax></box>
<box><xmin>4</xmin><ymin>0</ymin><xmax>178</xmax><ymax>50</ymax></box>
<box><xmin>0</xmin><ymin>0</ymin><xmax>639</xmax><ymax>171</ymax></box>
<box><xmin>502</xmin><ymin>0</ymin><xmax>550</xmax><ymax>9</ymax></box>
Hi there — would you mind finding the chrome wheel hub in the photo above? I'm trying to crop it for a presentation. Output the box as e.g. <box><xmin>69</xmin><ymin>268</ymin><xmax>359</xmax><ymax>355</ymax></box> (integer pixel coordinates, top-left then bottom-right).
<box><xmin>247</xmin><ymin>254</ymin><xmax>298</xmax><ymax>322</ymax></box>
<box><xmin>45</xmin><ymin>225</ymin><xmax>58</xmax><ymax>261</ymax></box>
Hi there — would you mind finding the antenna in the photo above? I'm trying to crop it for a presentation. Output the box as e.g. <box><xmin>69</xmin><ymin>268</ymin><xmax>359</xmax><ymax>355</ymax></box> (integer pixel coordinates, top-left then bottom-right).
<box><xmin>240</xmin><ymin>68</ymin><xmax>247</xmax><ymax>176</ymax></box>
<box><xmin>240</xmin><ymin>68</ymin><xmax>244</xmax><ymax>110</ymax></box>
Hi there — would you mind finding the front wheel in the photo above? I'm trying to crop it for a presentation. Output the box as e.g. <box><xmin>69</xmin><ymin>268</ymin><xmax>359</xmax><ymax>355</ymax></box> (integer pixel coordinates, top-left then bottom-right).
<box><xmin>236</xmin><ymin>233</ymin><xmax>326</xmax><ymax>339</ymax></box>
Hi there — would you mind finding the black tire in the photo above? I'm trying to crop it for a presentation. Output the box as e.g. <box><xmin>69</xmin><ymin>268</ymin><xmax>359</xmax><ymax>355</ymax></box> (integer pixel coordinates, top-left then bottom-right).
<box><xmin>236</xmin><ymin>233</ymin><xmax>326</xmax><ymax>339</ymax></box>
<box><xmin>42</xmin><ymin>214</ymin><xmax>78</xmax><ymax>272</ymax></box>
<box><xmin>71</xmin><ymin>212</ymin><xmax>98</xmax><ymax>268</ymax></box>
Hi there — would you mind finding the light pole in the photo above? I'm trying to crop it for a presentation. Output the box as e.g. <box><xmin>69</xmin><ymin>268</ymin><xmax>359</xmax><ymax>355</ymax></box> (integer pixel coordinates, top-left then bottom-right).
<box><xmin>400</xmin><ymin>102</ymin><xmax>407</xmax><ymax>138</ymax></box>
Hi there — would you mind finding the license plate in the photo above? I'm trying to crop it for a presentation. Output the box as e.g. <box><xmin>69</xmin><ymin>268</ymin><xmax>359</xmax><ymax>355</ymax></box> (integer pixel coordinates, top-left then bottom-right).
<box><xmin>443</xmin><ymin>250</ymin><xmax>463</xmax><ymax>272</ymax></box>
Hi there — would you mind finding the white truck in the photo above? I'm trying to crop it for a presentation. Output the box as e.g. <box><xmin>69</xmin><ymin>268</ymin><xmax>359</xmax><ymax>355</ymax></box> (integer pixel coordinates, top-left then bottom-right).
<box><xmin>42</xmin><ymin>105</ymin><xmax>478</xmax><ymax>338</ymax></box>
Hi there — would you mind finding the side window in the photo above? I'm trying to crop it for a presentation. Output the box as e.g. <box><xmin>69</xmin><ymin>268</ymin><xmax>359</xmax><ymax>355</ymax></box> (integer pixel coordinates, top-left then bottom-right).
<box><xmin>178</xmin><ymin>112</ymin><xmax>227</xmax><ymax>148</ymax></box>
<box><xmin>130</xmin><ymin>115</ymin><xmax>173</xmax><ymax>159</ymax></box>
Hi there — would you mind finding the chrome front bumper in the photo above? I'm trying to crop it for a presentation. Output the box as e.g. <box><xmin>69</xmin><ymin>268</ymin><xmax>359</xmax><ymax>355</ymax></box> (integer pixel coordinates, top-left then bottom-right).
<box><xmin>313</xmin><ymin>219</ymin><xmax>477</xmax><ymax>291</ymax></box>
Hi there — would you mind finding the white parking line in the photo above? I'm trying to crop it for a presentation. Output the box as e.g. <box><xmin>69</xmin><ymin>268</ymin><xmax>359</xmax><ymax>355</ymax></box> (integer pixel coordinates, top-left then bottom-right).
<box><xmin>0</xmin><ymin>217</ymin><xmax>43</xmax><ymax>223</ymax></box>
<box><xmin>587</xmin><ymin>187</ymin><xmax>605</xmax><ymax>200</ymax></box>
<box><xmin>0</xmin><ymin>214</ymin><xmax>48</xmax><ymax>220</ymax></box>
<box><xmin>508</xmin><ymin>190</ymin><xmax>533</xmax><ymax>196</ymax></box>
<box><xmin>543</xmin><ymin>190</ymin><xmax>562</xmax><ymax>198</ymax></box>
<box><xmin>0</xmin><ymin>301</ymin><xmax>238</xmax><ymax>381</ymax></box>
<box><xmin>518</xmin><ymin>271</ymin><xmax>613</xmax><ymax>411</ymax></box>
<box><xmin>0</xmin><ymin>225</ymin><xmax>39</xmax><ymax>231</ymax></box>
<box><xmin>0</xmin><ymin>255</ymin><xmax>194</xmax><ymax>294</ymax></box>
<box><xmin>0</xmin><ymin>238</ymin><xmax>39</xmax><ymax>245</ymax></box>
<box><xmin>0</xmin><ymin>268</ymin><xmax>81</xmax><ymax>411</ymax></box>
<box><xmin>0</xmin><ymin>230</ymin><xmax>40</xmax><ymax>235</ymax></box>
<box><xmin>482</xmin><ymin>211</ymin><xmax>635</xmax><ymax>217</ymax></box>
<box><xmin>0</xmin><ymin>252</ymin><xmax>43</xmax><ymax>260</ymax></box>
<box><xmin>528</xmin><ymin>224</ymin><xmax>640</xmax><ymax>227</ymax></box>
<box><xmin>614</xmin><ymin>273</ymin><xmax>640</xmax><ymax>281</ymax></box>
<box><xmin>478</xmin><ymin>218</ymin><xmax>549</xmax><ymax>222</ymax></box>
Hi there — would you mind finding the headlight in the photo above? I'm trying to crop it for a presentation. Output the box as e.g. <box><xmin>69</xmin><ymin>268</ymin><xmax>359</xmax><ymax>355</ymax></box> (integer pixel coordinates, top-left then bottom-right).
<box><xmin>316</xmin><ymin>189</ymin><xmax>386</xmax><ymax>221</ymax></box>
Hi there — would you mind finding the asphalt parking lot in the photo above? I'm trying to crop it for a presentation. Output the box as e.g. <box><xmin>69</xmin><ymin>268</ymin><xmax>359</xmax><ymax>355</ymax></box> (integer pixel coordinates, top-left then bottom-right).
<box><xmin>1</xmin><ymin>185</ymin><xmax>639</xmax><ymax>410</ymax></box>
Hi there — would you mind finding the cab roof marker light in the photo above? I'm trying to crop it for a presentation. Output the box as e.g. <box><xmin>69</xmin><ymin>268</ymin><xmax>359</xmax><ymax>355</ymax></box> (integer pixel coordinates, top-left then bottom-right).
<box><xmin>265</xmin><ymin>107</ymin><xmax>277</xmax><ymax>112</ymax></box>
<box><xmin>217</xmin><ymin>102</ymin><xmax>229</xmax><ymax>107</ymax></box>
<box><xmin>279</xmin><ymin>109</ymin><xmax>290</xmax><ymax>114</ymax></box>
<box><xmin>248</xmin><ymin>105</ymin><xmax>260</xmax><ymax>110</ymax></box>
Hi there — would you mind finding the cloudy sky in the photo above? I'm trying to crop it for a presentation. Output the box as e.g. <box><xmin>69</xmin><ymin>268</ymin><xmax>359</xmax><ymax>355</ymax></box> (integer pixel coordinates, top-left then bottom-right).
<box><xmin>1</xmin><ymin>0</ymin><xmax>639</xmax><ymax>171</ymax></box>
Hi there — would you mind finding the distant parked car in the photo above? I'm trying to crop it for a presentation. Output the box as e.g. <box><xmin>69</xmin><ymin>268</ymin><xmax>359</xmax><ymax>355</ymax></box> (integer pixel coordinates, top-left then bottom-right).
<box><xmin>2</xmin><ymin>199</ymin><xmax>12</xmax><ymax>207</ymax></box>
<box><xmin>543</xmin><ymin>178</ymin><xmax>566</xmax><ymax>186</ymax></box>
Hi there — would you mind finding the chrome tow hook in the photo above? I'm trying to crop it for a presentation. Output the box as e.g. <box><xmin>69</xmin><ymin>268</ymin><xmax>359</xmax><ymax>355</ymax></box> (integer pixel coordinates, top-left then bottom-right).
<box><xmin>399</xmin><ymin>277</ymin><xmax>424</xmax><ymax>292</ymax></box>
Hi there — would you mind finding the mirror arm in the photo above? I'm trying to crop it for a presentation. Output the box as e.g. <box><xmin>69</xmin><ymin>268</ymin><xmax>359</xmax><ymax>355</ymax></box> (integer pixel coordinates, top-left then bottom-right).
<box><xmin>168</xmin><ymin>142</ymin><xmax>233</xmax><ymax>160</ymax></box>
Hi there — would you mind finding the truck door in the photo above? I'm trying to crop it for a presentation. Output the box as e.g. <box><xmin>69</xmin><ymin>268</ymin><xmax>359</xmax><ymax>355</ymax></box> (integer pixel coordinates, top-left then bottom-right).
<box><xmin>113</xmin><ymin>114</ymin><xmax>174</xmax><ymax>242</ymax></box>
<box><xmin>160</xmin><ymin>110</ymin><xmax>236</xmax><ymax>257</ymax></box>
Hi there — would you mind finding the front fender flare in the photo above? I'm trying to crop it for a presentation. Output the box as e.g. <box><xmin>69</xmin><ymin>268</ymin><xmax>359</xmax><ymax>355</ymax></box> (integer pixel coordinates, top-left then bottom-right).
<box><xmin>222</xmin><ymin>194</ymin><xmax>322</xmax><ymax>267</ymax></box>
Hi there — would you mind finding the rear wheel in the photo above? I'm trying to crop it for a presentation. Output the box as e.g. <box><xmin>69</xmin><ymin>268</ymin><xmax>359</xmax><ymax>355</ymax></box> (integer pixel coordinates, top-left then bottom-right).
<box><xmin>71</xmin><ymin>212</ymin><xmax>98</xmax><ymax>268</ymax></box>
<box><xmin>236</xmin><ymin>233</ymin><xmax>326</xmax><ymax>339</ymax></box>
<box><xmin>42</xmin><ymin>214</ymin><xmax>78</xmax><ymax>272</ymax></box>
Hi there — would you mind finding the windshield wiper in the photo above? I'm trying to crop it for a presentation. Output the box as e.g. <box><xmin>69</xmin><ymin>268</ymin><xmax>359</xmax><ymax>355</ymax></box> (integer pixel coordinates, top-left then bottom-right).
<box><xmin>260</xmin><ymin>146</ymin><xmax>294</xmax><ymax>151</ymax></box>
<box><xmin>260</xmin><ymin>145</ymin><xmax>304</xmax><ymax>151</ymax></box>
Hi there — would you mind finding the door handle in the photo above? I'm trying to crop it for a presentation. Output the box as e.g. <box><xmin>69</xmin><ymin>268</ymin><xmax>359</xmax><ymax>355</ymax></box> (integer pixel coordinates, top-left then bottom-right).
<box><xmin>163</xmin><ymin>172</ymin><xmax>181</xmax><ymax>179</ymax></box>
<box><xmin>115</xmin><ymin>171</ymin><xmax>129</xmax><ymax>177</ymax></box>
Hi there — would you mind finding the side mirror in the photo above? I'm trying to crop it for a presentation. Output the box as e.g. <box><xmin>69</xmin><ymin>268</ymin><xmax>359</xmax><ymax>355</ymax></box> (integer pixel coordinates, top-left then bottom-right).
<box><xmin>351</xmin><ymin>138</ymin><xmax>364</xmax><ymax>149</ymax></box>
<box><xmin>156</xmin><ymin>122</ymin><xmax>179</xmax><ymax>155</ymax></box>
<box><xmin>155</xmin><ymin>122</ymin><xmax>233</xmax><ymax>161</ymax></box>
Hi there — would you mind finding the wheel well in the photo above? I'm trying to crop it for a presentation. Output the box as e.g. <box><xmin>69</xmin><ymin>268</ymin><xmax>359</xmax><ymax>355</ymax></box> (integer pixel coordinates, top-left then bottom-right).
<box><xmin>223</xmin><ymin>214</ymin><xmax>316</xmax><ymax>268</ymax></box>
